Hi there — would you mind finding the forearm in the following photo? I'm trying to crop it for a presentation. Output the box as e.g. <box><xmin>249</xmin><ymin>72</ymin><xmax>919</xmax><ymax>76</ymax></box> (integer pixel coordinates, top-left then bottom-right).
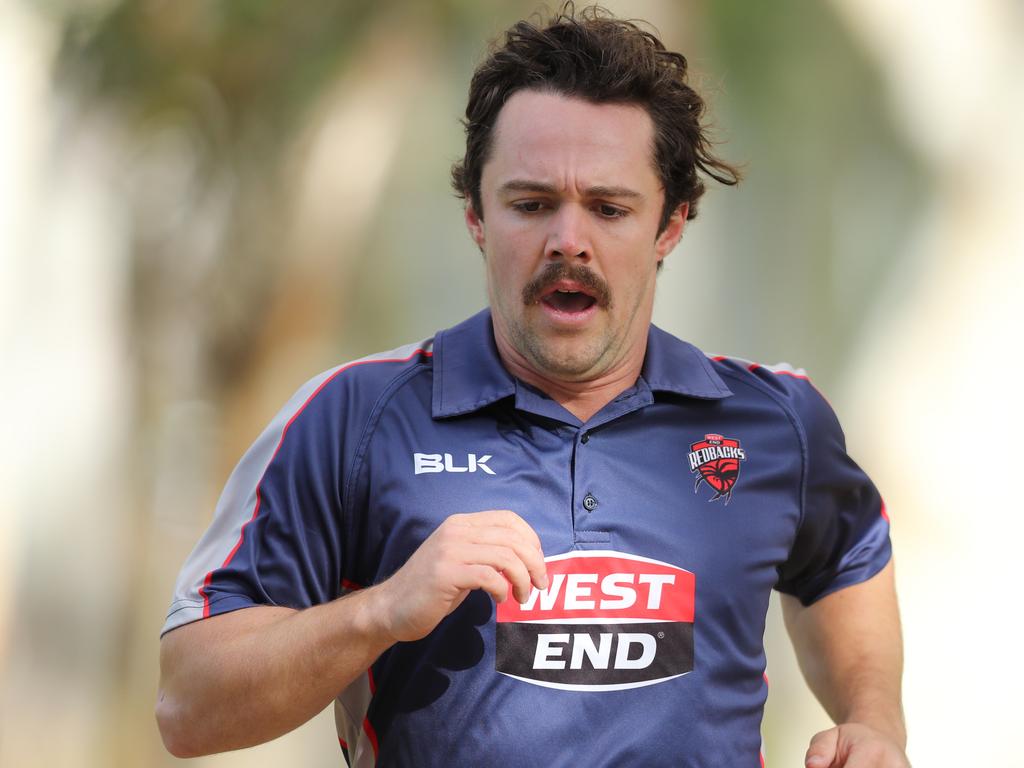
<box><xmin>782</xmin><ymin>560</ymin><xmax>906</xmax><ymax>746</ymax></box>
<box><xmin>156</xmin><ymin>510</ymin><xmax>548</xmax><ymax>758</ymax></box>
<box><xmin>795</xmin><ymin>629</ymin><xmax>906</xmax><ymax>745</ymax></box>
<box><xmin>156</xmin><ymin>587</ymin><xmax>395</xmax><ymax>757</ymax></box>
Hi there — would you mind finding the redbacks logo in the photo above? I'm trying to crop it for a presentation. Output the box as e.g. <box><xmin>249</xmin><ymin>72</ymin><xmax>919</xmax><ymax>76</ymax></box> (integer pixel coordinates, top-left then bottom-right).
<box><xmin>495</xmin><ymin>551</ymin><xmax>695</xmax><ymax>691</ymax></box>
<box><xmin>688</xmin><ymin>433</ymin><xmax>746</xmax><ymax>503</ymax></box>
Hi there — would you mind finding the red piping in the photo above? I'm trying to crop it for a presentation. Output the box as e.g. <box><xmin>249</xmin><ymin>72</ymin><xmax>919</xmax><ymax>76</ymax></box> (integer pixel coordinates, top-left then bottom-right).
<box><xmin>363</xmin><ymin>668</ymin><xmax>379</xmax><ymax>758</ymax></box>
<box><xmin>362</xmin><ymin>717</ymin><xmax>380</xmax><ymax>758</ymax></box>
<box><xmin>747</xmin><ymin>361</ymin><xmax>810</xmax><ymax>381</ymax></box>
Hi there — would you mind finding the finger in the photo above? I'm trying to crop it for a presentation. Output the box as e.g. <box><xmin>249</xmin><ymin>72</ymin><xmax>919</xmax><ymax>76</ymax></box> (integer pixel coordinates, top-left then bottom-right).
<box><xmin>444</xmin><ymin>512</ymin><xmax>547</xmax><ymax>588</ymax></box>
<box><xmin>458</xmin><ymin>526</ymin><xmax>548</xmax><ymax>589</ymax></box>
<box><xmin>452</xmin><ymin>510</ymin><xmax>544</xmax><ymax>552</ymax></box>
<box><xmin>806</xmin><ymin>728</ymin><xmax>839</xmax><ymax>768</ymax></box>
<box><xmin>451</xmin><ymin>543</ymin><xmax>534</xmax><ymax>603</ymax></box>
<box><xmin>454</xmin><ymin>563</ymin><xmax>514</xmax><ymax>604</ymax></box>
<box><xmin>838</xmin><ymin>744</ymin><xmax>901</xmax><ymax>768</ymax></box>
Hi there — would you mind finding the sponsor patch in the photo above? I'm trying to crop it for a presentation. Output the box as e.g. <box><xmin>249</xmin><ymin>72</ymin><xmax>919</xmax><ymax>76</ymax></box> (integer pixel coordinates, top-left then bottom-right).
<box><xmin>495</xmin><ymin>551</ymin><xmax>695</xmax><ymax>691</ymax></box>
<box><xmin>688</xmin><ymin>433</ymin><xmax>746</xmax><ymax>503</ymax></box>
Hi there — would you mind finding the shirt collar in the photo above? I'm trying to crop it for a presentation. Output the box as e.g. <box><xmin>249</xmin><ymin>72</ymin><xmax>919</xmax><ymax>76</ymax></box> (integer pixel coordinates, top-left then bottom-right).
<box><xmin>431</xmin><ymin>308</ymin><xmax>731</xmax><ymax>419</ymax></box>
<box><xmin>431</xmin><ymin>309</ymin><xmax>516</xmax><ymax>418</ymax></box>
<box><xmin>641</xmin><ymin>323</ymin><xmax>734</xmax><ymax>400</ymax></box>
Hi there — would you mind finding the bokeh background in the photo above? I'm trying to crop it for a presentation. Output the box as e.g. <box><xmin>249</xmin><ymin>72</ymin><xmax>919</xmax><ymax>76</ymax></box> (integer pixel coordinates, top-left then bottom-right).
<box><xmin>2</xmin><ymin>0</ymin><xmax>1022</xmax><ymax>765</ymax></box>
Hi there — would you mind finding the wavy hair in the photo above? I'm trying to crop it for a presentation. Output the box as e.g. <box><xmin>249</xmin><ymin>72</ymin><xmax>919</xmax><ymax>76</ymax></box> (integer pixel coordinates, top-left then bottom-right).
<box><xmin>451</xmin><ymin>4</ymin><xmax>741</xmax><ymax>232</ymax></box>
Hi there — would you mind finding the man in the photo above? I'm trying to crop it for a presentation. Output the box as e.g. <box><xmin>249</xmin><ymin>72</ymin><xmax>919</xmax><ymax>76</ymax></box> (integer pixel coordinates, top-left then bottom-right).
<box><xmin>157</xmin><ymin>7</ymin><xmax>909</xmax><ymax>767</ymax></box>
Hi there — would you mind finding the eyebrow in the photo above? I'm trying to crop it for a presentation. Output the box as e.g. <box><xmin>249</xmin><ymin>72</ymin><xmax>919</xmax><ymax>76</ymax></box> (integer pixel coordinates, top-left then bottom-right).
<box><xmin>497</xmin><ymin>179</ymin><xmax>644</xmax><ymax>200</ymax></box>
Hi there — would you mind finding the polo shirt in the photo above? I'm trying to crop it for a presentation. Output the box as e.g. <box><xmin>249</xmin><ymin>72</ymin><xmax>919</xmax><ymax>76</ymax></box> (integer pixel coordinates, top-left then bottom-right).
<box><xmin>163</xmin><ymin>308</ymin><xmax>891</xmax><ymax>768</ymax></box>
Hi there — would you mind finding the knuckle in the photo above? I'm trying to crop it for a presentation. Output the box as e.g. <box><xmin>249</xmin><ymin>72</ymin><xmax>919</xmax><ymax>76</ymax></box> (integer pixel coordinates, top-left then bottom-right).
<box><xmin>442</xmin><ymin>513</ymin><xmax>465</xmax><ymax>529</ymax></box>
<box><xmin>436</xmin><ymin>524</ymin><xmax>464</xmax><ymax>546</ymax></box>
<box><xmin>498</xmin><ymin>546</ymin><xmax>520</xmax><ymax>567</ymax></box>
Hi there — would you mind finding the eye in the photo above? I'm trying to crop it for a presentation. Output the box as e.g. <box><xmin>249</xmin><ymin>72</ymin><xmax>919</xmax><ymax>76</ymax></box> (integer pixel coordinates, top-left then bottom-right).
<box><xmin>596</xmin><ymin>203</ymin><xmax>627</xmax><ymax>219</ymax></box>
<box><xmin>512</xmin><ymin>200</ymin><xmax>545</xmax><ymax>214</ymax></box>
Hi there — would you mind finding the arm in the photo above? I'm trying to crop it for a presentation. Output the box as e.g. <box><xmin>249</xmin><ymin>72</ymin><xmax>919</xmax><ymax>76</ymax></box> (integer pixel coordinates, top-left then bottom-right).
<box><xmin>156</xmin><ymin>510</ymin><xmax>548</xmax><ymax>757</ymax></box>
<box><xmin>781</xmin><ymin>559</ymin><xmax>909</xmax><ymax>768</ymax></box>
<box><xmin>157</xmin><ymin>595</ymin><xmax>385</xmax><ymax>757</ymax></box>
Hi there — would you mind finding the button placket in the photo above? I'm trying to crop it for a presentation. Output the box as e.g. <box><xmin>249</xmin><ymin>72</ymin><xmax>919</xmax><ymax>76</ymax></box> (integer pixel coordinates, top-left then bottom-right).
<box><xmin>572</xmin><ymin>424</ymin><xmax>609</xmax><ymax>545</ymax></box>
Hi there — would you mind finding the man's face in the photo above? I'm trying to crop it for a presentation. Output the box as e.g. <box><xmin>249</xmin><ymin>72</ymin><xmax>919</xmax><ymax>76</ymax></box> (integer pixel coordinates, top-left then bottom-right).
<box><xmin>466</xmin><ymin>89</ymin><xmax>686</xmax><ymax>383</ymax></box>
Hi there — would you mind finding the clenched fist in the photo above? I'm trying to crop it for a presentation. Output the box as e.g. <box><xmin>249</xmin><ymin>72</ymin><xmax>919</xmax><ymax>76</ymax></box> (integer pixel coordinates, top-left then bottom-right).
<box><xmin>369</xmin><ymin>510</ymin><xmax>548</xmax><ymax>643</ymax></box>
<box><xmin>806</xmin><ymin>723</ymin><xmax>910</xmax><ymax>768</ymax></box>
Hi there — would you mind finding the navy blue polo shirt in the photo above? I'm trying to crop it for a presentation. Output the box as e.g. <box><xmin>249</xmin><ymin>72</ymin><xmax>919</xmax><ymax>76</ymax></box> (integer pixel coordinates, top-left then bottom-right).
<box><xmin>164</xmin><ymin>308</ymin><xmax>890</xmax><ymax>768</ymax></box>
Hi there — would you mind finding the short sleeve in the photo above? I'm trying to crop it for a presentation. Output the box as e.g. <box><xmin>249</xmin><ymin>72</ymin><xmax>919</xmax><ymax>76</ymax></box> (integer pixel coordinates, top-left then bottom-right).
<box><xmin>161</xmin><ymin>369</ymin><xmax>349</xmax><ymax>636</ymax></box>
<box><xmin>774</xmin><ymin>381</ymin><xmax>891</xmax><ymax>605</ymax></box>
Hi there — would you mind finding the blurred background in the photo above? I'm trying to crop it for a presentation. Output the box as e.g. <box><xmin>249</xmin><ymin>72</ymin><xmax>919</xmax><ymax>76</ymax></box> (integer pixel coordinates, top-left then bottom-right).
<box><xmin>2</xmin><ymin>0</ymin><xmax>1021</xmax><ymax>765</ymax></box>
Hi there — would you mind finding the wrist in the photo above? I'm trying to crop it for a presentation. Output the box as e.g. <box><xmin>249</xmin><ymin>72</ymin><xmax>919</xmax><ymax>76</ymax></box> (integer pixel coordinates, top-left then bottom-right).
<box><xmin>350</xmin><ymin>581</ymin><xmax>402</xmax><ymax>648</ymax></box>
<box><xmin>842</xmin><ymin>706</ymin><xmax>906</xmax><ymax>748</ymax></box>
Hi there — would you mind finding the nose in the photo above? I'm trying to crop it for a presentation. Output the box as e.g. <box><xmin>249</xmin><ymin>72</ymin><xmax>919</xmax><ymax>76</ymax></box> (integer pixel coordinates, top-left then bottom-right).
<box><xmin>545</xmin><ymin>203</ymin><xmax>591</xmax><ymax>262</ymax></box>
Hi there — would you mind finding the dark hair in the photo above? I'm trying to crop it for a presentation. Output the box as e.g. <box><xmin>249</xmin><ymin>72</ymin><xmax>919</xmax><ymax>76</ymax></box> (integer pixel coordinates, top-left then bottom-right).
<box><xmin>451</xmin><ymin>4</ymin><xmax>740</xmax><ymax>232</ymax></box>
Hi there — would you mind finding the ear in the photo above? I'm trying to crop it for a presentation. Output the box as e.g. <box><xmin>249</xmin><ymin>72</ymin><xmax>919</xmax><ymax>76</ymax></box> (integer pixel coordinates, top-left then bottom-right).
<box><xmin>654</xmin><ymin>202</ymin><xmax>688</xmax><ymax>262</ymax></box>
<box><xmin>465</xmin><ymin>201</ymin><xmax>486</xmax><ymax>251</ymax></box>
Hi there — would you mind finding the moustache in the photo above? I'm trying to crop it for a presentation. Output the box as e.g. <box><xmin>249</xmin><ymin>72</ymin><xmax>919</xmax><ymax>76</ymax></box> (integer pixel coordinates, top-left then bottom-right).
<box><xmin>521</xmin><ymin>263</ymin><xmax>612</xmax><ymax>308</ymax></box>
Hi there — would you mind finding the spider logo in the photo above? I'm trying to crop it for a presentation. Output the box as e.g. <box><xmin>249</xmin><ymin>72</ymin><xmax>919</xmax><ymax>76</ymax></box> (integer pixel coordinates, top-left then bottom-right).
<box><xmin>687</xmin><ymin>433</ymin><xmax>747</xmax><ymax>504</ymax></box>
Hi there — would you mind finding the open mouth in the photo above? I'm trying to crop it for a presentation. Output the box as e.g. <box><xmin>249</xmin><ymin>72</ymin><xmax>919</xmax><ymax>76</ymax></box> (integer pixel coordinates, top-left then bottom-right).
<box><xmin>542</xmin><ymin>287</ymin><xmax>598</xmax><ymax>314</ymax></box>
<box><xmin>522</xmin><ymin>265</ymin><xmax>610</xmax><ymax>321</ymax></box>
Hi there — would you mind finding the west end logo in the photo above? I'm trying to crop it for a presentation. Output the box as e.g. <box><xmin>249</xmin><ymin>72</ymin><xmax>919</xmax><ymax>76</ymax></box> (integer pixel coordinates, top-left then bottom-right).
<box><xmin>688</xmin><ymin>433</ymin><xmax>746</xmax><ymax>503</ymax></box>
<box><xmin>495</xmin><ymin>551</ymin><xmax>695</xmax><ymax>691</ymax></box>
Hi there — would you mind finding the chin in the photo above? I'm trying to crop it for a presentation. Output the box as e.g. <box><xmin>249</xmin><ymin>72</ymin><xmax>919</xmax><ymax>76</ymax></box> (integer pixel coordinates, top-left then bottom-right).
<box><xmin>529</xmin><ymin>342</ymin><xmax>604</xmax><ymax>380</ymax></box>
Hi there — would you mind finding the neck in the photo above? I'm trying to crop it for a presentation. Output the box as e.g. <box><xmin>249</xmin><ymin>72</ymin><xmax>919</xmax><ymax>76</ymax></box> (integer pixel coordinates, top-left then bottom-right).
<box><xmin>494</xmin><ymin>334</ymin><xmax>647</xmax><ymax>423</ymax></box>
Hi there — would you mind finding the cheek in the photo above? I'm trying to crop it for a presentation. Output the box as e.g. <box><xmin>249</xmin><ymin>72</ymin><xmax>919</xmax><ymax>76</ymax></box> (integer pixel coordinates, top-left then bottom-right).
<box><xmin>487</xmin><ymin>229</ymin><xmax>534</xmax><ymax>277</ymax></box>
<box><xmin>484</xmin><ymin>246</ymin><xmax>523</xmax><ymax>305</ymax></box>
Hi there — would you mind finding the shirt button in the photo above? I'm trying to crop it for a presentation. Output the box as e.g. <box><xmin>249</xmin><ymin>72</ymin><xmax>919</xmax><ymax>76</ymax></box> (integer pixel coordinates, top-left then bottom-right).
<box><xmin>580</xmin><ymin>432</ymin><xmax>590</xmax><ymax>444</ymax></box>
<box><xmin>583</xmin><ymin>493</ymin><xmax>598</xmax><ymax>512</ymax></box>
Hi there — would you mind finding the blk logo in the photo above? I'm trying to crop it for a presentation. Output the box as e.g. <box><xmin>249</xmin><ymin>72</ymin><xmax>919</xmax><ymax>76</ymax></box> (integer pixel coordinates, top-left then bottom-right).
<box><xmin>413</xmin><ymin>452</ymin><xmax>495</xmax><ymax>475</ymax></box>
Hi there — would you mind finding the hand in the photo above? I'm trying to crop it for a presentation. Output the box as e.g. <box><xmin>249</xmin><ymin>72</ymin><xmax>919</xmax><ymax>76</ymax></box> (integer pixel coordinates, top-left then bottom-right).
<box><xmin>370</xmin><ymin>510</ymin><xmax>548</xmax><ymax>643</ymax></box>
<box><xmin>805</xmin><ymin>723</ymin><xmax>910</xmax><ymax>768</ymax></box>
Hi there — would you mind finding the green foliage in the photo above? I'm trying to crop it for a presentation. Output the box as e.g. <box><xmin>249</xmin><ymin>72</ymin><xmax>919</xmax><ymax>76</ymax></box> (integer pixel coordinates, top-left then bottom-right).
<box><xmin>51</xmin><ymin>0</ymin><xmax>385</xmax><ymax>160</ymax></box>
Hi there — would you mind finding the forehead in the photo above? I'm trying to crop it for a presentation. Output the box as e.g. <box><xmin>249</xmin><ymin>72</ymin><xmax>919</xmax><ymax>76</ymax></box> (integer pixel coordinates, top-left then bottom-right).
<box><xmin>483</xmin><ymin>90</ymin><xmax>660</xmax><ymax>192</ymax></box>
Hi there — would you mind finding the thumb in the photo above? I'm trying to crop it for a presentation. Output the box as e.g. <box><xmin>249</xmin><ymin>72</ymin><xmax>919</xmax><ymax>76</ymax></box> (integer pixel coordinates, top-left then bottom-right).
<box><xmin>805</xmin><ymin>727</ymin><xmax>839</xmax><ymax>768</ymax></box>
